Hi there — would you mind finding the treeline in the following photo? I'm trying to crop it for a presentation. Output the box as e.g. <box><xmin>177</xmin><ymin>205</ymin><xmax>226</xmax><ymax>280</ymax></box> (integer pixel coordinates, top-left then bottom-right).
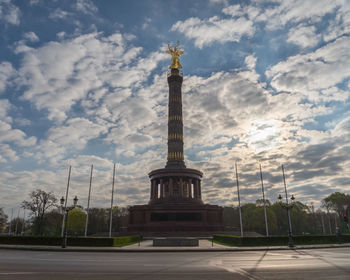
<box><xmin>224</xmin><ymin>192</ymin><xmax>350</xmax><ymax>235</ymax></box>
<box><xmin>1</xmin><ymin>190</ymin><xmax>349</xmax><ymax>236</ymax></box>
<box><xmin>1</xmin><ymin>189</ymin><xmax>129</xmax><ymax>236</ymax></box>
<box><xmin>223</xmin><ymin>201</ymin><xmax>336</xmax><ymax>235</ymax></box>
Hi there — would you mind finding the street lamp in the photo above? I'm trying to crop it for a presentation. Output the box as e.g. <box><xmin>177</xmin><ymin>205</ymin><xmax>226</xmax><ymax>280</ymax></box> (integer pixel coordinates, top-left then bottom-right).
<box><xmin>61</xmin><ymin>196</ymin><xmax>78</xmax><ymax>248</ymax></box>
<box><xmin>278</xmin><ymin>193</ymin><xmax>295</xmax><ymax>247</ymax></box>
<box><xmin>278</xmin><ymin>164</ymin><xmax>296</xmax><ymax>248</ymax></box>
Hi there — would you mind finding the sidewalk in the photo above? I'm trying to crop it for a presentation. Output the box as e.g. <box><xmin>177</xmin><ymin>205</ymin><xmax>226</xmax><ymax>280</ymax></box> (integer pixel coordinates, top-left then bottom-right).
<box><xmin>1</xmin><ymin>240</ymin><xmax>350</xmax><ymax>252</ymax></box>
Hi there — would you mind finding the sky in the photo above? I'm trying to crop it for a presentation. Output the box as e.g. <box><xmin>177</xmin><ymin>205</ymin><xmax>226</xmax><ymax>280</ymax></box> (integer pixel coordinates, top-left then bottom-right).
<box><xmin>0</xmin><ymin>0</ymin><xmax>350</xmax><ymax>217</ymax></box>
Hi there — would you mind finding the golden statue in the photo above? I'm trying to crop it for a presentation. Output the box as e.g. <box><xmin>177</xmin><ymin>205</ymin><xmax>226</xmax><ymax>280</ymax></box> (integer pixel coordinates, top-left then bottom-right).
<box><xmin>166</xmin><ymin>41</ymin><xmax>184</xmax><ymax>69</ymax></box>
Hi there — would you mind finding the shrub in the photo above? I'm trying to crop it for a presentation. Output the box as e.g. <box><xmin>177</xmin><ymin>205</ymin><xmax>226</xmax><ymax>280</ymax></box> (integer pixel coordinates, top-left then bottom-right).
<box><xmin>0</xmin><ymin>235</ymin><xmax>142</xmax><ymax>247</ymax></box>
<box><xmin>213</xmin><ymin>234</ymin><xmax>350</xmax><ymax>246</ymax></box>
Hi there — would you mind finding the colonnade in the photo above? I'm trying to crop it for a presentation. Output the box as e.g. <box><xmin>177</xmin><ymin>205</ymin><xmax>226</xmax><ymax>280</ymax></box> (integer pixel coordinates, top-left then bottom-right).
<box><xmin>150</xmin><ymin>177</ymin><xmax>201</xmax><ymax>199</ymax></box>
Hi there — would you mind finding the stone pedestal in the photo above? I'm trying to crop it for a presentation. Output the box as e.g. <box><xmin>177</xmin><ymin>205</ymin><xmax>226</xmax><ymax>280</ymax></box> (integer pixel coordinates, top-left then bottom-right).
<box><xmin>153</xmin><ymin>238</ymin><xmax>199</xmax><ymax>247</ymax></box>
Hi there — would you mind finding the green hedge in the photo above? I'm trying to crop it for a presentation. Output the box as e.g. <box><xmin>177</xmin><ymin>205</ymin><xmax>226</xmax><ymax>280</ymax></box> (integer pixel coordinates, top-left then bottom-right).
<box><xmin>0</xmin><ymin>235</ymin><xmax>142</xmax><ymax>247</ymax></box>
<box><xmin>113</xmin><ymin>235</ymin><xmax>142</xmax><ymax>247</ymax></box>
<box><xmin>213</xmin><ymin>234</ymin><xmax>350</xmax><ymax>247</ymax></box>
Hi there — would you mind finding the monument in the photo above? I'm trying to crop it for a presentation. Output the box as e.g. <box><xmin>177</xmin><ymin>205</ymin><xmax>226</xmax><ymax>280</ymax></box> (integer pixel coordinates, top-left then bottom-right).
<box><xmin>128</xmin><ymin>42</ymin><xmax>223</xmax><ymax>233</ymax></box>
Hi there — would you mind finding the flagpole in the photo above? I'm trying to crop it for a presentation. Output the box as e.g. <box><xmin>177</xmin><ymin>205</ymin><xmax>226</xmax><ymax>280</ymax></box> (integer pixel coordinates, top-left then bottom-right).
<box><xmin>235</xmin><ymin>162</ymin><xmax>243</xmax><ymax>237</ymax></box>
<box><xmin>61</xmin><ymin>166</ymin><xmax>71</xmax><ymax>237</ymax></box>
<box><xmin>21</xmin><ymin>209</ymin><xmax>26</xmax><ymax>235</ymax></box>
<box><xmin>84</xmin><ymin>164</ymin><xmax>93</xmax><ymax>237</ymax></box>
<box><xmin>259</xmin><ymin>164</ymin><xmax>269</xmax><ymax>236</ymax></box>
<box><xmin>9</xmin><ymin>208</ymin><xmax>13</xmax><ymax>235</ymax></box>
<box><xmin>109</xmin><ymin>163</ymin><xmax>116</xmax><ymax>238</ymax></box>
<box><xmin>15</xmin><ymin>208</ymin><xmax>20</xmax><ymax>236</ymax></box>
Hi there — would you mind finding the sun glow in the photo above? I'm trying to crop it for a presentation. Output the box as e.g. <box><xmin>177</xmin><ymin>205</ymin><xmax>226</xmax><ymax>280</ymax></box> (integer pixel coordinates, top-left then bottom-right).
<box><xmin>246</xmin><ymin>120</ymin><xmax>281</xmax><ymax>152</ymax></box>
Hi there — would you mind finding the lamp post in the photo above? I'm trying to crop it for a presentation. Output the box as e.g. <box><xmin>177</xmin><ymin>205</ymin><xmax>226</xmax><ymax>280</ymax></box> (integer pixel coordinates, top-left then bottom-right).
<box><xmin>278</xmin><ymin>193</ymin><xmax>295</xmax><ymax>247</ymax></box>
<box><xmin>60</xmin><ymin>196</ymin><xmax>78</xmax><ymax>248</ymax></box>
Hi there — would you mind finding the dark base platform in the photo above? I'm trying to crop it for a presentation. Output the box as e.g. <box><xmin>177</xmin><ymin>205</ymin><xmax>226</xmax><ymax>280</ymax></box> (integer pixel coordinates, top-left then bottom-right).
<box><xmin>128</xmin><ymin>202</ymin><xmax>223</xmax><ymax>232</ymax></box>
<box><xmin>153</xmin><ymin>237</ymin><xmax>199</xmax><ymax>247</ymax></box>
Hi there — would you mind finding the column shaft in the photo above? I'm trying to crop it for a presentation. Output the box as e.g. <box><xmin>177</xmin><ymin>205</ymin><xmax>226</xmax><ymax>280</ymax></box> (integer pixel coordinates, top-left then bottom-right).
<box><xmin>169</xmin><ymin>178</ymin><xmax>173</xmax><ymax>197</ymax></box>
<box><xmin>179</xmin><ymin>178</ymin><xmax>183</xmax><ymax>197</ymax></box>
<box><xmin>198</xmin><ymin>180</ymin><xmax>202</xmax><ymax>198</ymax></box>
<box><xmin>150</xmin><ymin>180</ymin><xmax>153</xmax><ymax>199</ymax></box>
<box><xmin>160</xmin><ymin>180</ymin><xmax>164</xmax><ymax>198</ymax></box>
<box><xmin>154</xmin><ymin>182</ymin><xmax>158</xmax><ymax>198</ymax></box>
<box><xmin>193</xmin><ymin>180</ymin><xmax>198</xmax><ymax>198</ymax></box>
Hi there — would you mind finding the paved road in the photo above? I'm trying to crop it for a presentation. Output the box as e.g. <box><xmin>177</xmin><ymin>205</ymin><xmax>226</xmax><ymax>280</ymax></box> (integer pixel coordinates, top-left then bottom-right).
<box><xmin>0</xmin><ymin>248</ymin><xmax>349</xmax><ymax>279</ymax></box>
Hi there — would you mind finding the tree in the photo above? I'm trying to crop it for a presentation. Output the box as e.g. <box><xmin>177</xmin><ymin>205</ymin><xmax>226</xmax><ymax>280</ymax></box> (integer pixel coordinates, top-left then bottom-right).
<box><xmin>86</xmin><ymin>208</ymin><xmax>109</xmax><ymax>235</ymax></box>
<box><xmin>322</xmin><ymin>192</ymin><xmax>350</xmax><ymax>217</ymax></box>
<box><xmin>22</xmin><ymin>189</ymin><xmax>57</xmax><ymax>235</ymax></box>
<box><xmin>222</xmin><ymin>206</ymin><xmax>240</xmax><ymax>231</ymax></box>
<box><xmin>255</xmin><ymin>199</ymin><xmax>271</xmax><ymax>207</ymax></box>
<box><xmin>7</xmin><ymin>217</ymin><xmax>26</xmax><ymax>235</ymax></box>
<box><xmin>322</xmin><ymin>192</ymin><xmax>350</xmax><ymax>233</ymax></box>
<box><xmin>111</xmin><ymin>206</ymin><xmax>129</xmax><ymax>232</ymax></box>
<box><xmin>42</xmin><ymin>209</ymin><xmax>63</xmax><ymax>236</ymax></box>
<box><xmin>67</xmin><ymin>208</ymin><xmax>86</xmax><ymax>236</ymax></box>
<box><xmin>0</xmin><ymin>208</ymin><xmax>7</xmax><ymax>233</ymax></box>
<box><xmin>242</xmin><ymin>203</ymin><xmax>277</xmax><ymax>235</ymax></box>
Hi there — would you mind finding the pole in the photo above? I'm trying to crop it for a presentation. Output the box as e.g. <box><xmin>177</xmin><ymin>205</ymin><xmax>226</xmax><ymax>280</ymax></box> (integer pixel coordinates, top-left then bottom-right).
<box><xmin>334</xmin><ymin>212</ymin><xmax>338</xmax><ymax>228</ymax></box>
<box><xmin>62</xmin><ymin>209</ymin><xmax>69</xmax><ymax>248</ymax></box>
<box><xmin>14</xmin><ymin>208</ymin><xmax>20</xmax><ymax>236</ymax></box>
<box><xmin>9</xmin><ymin>208</ymin><xmax>13</xmax><ymax>235</ymax></box>
<box><xmin>310</xmin><ymin>202</ymin><xmax>316</xmax><ymax>233</ymax></box>
<box><xmin>259</xmin><ymin>164</ymin><xmax>269</xmax><ymax>237</ymax></box>
<box><xmin>21</xmin><ymin>209</ymin><xmax>26</xmax><ymax>235</ymax></box>
<box><xmin>282</xmin><ymin>164</ymin><xmax>293</xmax><ymax>247</ymax></box>
<box><xmin>84</xmin><ymin>164</ymin><xmax>93</xmax><ymax>237</ymax></box>
<box><xmin>282</xmin><ymin>165</ymin><xmax>292</xmax><ymax>233</ymax></box>
<box><xmin>109</xmin><ymin>163</ymin><xmax>116</xmax><ymax>238</ymax></box>
<box><xmin>321</xmin><ymin>213</ymin><xmax>325</xmax><ymax>234</ymax></box>
<box><xmin>235</xmin><ymin>162</ymin><xmax>243</xmax><ymax>237</ymax></box>
<box><xmin>326</xmin><ymin>207</ymin><xmax>332</xmax><ymax>234</ymax></box>
<box><xmin>61</xmin><ymin>166</ymin><xmax>71</xmax><ymax>237</ymax></box>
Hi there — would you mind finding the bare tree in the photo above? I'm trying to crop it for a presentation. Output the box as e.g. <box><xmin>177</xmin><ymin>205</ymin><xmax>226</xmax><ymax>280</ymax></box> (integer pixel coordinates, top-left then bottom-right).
<box><xmin>22</xmin><ymin>189</ymin><xmax>57</xmax><ymax>235</ymax></box>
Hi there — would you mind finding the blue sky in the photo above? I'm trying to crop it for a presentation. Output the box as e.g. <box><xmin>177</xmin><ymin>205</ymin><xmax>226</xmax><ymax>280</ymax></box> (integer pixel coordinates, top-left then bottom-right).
<box><xmin>1</xmin><ymin>0</ymin><xmax>350</xmax><ymax>217</ymax></box>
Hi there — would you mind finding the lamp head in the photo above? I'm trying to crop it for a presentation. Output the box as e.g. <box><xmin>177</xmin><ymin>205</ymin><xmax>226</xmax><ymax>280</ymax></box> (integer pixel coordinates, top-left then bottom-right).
<box><xmin>60</xmin><ymin>196</ymin><xmax>65</xmax><ymax>206</ymax></box>
<box><xmin>73</xmin><ymin>196</ymin><xmax>78</xmax><ymax>207</ymax></box>
<box><xmin>278</xmin><ymin>194</ymin><xmax>283</xmax><ymax>203</ymax></box>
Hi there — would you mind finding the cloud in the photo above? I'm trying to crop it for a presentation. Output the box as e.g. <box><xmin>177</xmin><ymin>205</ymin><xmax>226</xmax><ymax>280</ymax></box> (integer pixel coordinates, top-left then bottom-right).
<box><xmin>263</xmin><ymin>0</ymin><xmax>341</xmax><ymax>30</ymax></box>
<box><xmin>245</xmin><ymin>54</ymin><xmax>257</xmax><ymax>70</ymax></box>
<box><xmin>2</xmin><ymin>1</ymin><xmax>350</xmax><ymax>212</ymax></box>
<box><xmin>75</xmin><ymin>0</ymin><xmax>98</xmax><ymax>15</ymax></box>
<box><xmin>172</xmin><ymin>1</ymin><xmax>347</xmax><ymax>50</ymax></box>
<box><xmin>171</xmin><ymin>12</ymin><xmax>255</xmax><ymax>48</ymax></box>
<box><xmin>209</xmin><ymin>0</ymin><xmax>228</xmax><ymax>6</ymax></box>
<box><xmin>49</xmin><ymin>8</ymin><xmax>72</xmax><ymax>20</ymax></box>
<box><xmin>47</xmin><ymin>118</ymin><xmax>108</xmax><ymax>150</ymax></box>
<box><xmin>0</xmin><ymin>120</ymin><xmax>37</xmax><ymax>147</ymax></box>
<box><xmin>0</xmin><ymin>144</ymin><xmax>18</xmax><ymax>163</ymax></box>
<box><xmin>333</xmin><ymin>116</ymin><xmax>350</xmax><ymax>137</ymax></box>
<box><xmin>324</xmin><ymin>3</ymin><xmax>350</xmax><ymax>41</ymax></box>
<box><xmin>0</xmin><ymin>99</ymin><xmax>11</xmax><ymax>123</ymax></box>
<box><xmin>287</xmin><ymin>24</ymin><xmax>321</xmax><ymax>48</ymax></box>
<box><xmin>0</xmin><ymin>0</ymin><xmax>21</xmax><ymax>25</ymax></box>
<box><xmin>0</xmin><ymin>62</ymin><xmax>16</xmax><ymax>93</ymax></box>
<box><xmin>267</xmin><ymin>36</ymin><xmax>350</xmax><ymax>97</ymax></box>
<box><xmin>23</xmin><ymin>32</ymin><xmax>39</xmax><ymax>42</ymax></box>
<box><xmin>16</xmin><ymin>32</ymin><xmax>167</xmax><ymax>122</ymax></box>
